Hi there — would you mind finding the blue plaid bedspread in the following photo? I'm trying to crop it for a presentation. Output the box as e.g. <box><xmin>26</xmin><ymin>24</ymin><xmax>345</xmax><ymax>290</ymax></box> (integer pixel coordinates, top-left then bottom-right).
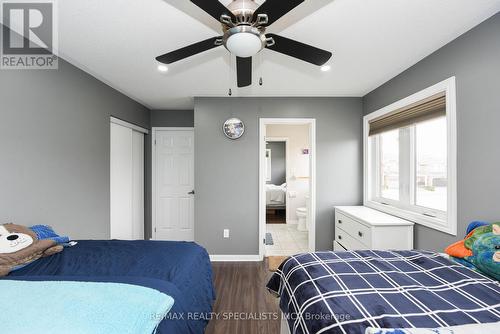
<box><xmin>267</xmin><ymin>250</ymin><xmax>500</xmax><ymax>334</ymax></box>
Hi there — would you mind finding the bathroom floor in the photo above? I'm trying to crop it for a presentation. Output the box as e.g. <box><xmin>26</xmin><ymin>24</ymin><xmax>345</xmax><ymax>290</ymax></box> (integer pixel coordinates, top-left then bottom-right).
<box><xmin>265</xmin><ymin>224</ymin><xmax>308</xmax><ymax>256</ymax></box>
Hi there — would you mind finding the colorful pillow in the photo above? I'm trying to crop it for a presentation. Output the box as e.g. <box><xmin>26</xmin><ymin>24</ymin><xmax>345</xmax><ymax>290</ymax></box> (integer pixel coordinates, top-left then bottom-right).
<box><xmin>445</xmin><ymin>222</ymin><xmax>500</xmax><ymax>280</ymax></box>
<box><xmin>0</xmin><ymin>223</ymin><xmax>70</xmax><ymax>276</ymax></box>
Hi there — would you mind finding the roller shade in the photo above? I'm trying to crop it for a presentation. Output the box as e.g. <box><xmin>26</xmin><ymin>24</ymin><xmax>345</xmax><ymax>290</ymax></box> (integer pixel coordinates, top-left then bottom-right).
<box><xmin>369</xmin><ymin>92</ymin><xmax>446</xmax><ymax>136</ymax></box>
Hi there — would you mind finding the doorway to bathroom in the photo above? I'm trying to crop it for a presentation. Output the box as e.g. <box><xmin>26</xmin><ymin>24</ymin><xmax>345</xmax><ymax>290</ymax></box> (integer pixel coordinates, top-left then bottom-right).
<box><xmin>259</xmin><ymin>119</ymin><xmax>316</xmax><ymax>259</ymax></box>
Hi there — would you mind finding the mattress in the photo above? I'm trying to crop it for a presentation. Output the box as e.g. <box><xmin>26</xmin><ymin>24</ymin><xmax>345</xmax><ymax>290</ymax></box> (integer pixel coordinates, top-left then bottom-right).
<box><xmin>267</xmin><ymin>250</ymin><xmax>500</xmax><ymax>334</ymax></box>
<box><xmin>6</xmin><ymin>240</ymin><xmax>216</xmax><ymax>334</ymax></box>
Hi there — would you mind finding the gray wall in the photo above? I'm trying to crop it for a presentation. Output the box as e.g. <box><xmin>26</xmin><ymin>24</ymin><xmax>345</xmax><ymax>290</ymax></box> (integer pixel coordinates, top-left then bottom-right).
<box><xmin>0</xmin><ymin>57</ymin><xmax>150</xmax><ymax>239</ymax></box>
<box><xmin>363</xmin><ymin>13</ymin><xmax>500</xmax><ymax>251</ymax></box>
<box><xmin>151</xmin><ymin>110</ymin><xmax>194</xmax><ymax>128</ymax></box>
<box><xmin>266</xmin><ymin>141</ymin><xmax>286</xmax><ymax>185</ymax></box>
<box><xmin>194</xmin><ymin>97</ymin><xmax>363</xmax><ymax>254</ymax></box>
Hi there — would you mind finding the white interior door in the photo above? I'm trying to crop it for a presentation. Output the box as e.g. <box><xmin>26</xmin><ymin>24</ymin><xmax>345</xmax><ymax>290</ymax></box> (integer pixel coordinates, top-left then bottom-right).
<box><xmin>154</xmin><ymin>129</ymin><xmax>194</xmax><ymax>241</ymax></box>
<box><xmin>110</xmin><ymin>119</ymin><xmax>145</xmax><ymax>240</ymax></box>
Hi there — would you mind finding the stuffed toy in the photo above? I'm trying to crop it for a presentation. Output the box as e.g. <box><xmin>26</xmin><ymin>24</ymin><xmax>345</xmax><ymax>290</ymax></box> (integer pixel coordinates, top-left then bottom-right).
<box><xmin>445</xmin><ymin>222</ymin><xmax>500</xmax><ymax>280</ymax></box>
<box><xmin>0</xmin><ymin>223</ymin><xmax>70</xmax><ymax>276</ymax></box>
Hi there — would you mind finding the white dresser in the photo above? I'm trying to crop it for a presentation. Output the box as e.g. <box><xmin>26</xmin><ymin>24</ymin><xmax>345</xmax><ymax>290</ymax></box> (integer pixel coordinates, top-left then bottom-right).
<box><xmin>334</xmin><ymin>206</ymin><xmax>414</xmax><ymax>251</ymax></box>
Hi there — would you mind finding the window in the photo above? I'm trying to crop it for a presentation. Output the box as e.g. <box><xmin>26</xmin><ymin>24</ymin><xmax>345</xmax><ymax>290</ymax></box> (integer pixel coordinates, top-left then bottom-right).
<box><xmin>379</xmin><ymin>129</ymin><xmax>400</xmax><ymax>201</ymax></box>
<box><xmin>364</xmin><ymin>77</ymin><xmax>457</xmax><ymax>235</ymax></box>
<box><xmin>415</xmin><ymin>117</ymin><xmax>447</xmax><ymax>212</ymax></box>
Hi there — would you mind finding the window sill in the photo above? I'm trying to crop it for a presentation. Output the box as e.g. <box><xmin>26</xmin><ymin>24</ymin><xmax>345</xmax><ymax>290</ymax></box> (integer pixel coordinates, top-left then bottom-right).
<box><xmin>365</xmin><ymin>200</ymin><xmax>456</xmax><ymax>236</ymax></box>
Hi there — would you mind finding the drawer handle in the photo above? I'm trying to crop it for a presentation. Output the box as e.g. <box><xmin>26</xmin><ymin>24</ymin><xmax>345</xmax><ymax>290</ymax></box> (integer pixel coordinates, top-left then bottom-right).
<box><xmin>358</xmin><ymin>231</ymin><xmax>363</xmax><ymax>237</ymax></box>
<box><xmin>338</xmin><ymin>220</ymin><xmax>342</xmax><ymax>224</ymax></box>
<box><xmin>338</xmin><ymin>235</ymin><xmax>342</xmax><ymax>240</ymax></box>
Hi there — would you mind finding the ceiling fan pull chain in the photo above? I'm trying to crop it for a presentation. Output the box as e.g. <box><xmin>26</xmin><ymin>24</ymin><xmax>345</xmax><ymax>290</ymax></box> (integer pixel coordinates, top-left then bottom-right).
<box><xmin>227</xmin><ymin>52</ymin><xmax>233</xmax><ymax>96</ymax></box>
<box><xmin>259</xmin><ymin>52</ymin><xmax>263</xmax><ymax>87</ymax></box>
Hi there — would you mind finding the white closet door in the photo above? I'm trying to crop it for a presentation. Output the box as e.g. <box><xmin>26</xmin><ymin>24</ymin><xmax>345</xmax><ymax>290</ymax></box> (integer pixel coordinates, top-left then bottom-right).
<box><xmin>131</xmin><ymin>130</ymin><xmax>144</xmax><ymax>239</ymax></box>
<box><xmin>110</xmin><ymin>121</ymin><xmax>145</xmax><ymax>240</ymax></box>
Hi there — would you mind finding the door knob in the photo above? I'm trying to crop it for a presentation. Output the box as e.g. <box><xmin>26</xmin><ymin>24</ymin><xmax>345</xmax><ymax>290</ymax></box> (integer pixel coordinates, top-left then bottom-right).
<box><xmin>188</xmin><ymin>190</ymin><xmax>195</xmax><ymax>195</ymax></box>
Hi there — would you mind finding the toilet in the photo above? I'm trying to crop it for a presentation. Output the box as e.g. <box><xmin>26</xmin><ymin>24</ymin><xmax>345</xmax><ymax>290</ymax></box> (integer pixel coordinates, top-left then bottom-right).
<box><xmin>296</xmin><ymin>207</ymin><xmax>308</xmax><ymax>231</ymax></box>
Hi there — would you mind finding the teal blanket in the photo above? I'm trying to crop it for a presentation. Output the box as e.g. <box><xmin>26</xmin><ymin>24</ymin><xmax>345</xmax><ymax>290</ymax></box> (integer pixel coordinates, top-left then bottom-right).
<box><xmin>0</xmin><ymin>280</ymin><xmax>174</xmax><ymax>334</ymax></box>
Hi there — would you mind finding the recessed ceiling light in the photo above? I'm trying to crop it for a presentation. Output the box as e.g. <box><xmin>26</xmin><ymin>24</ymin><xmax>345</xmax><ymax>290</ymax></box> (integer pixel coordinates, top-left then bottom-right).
<box><xmin>321</xmin><ymin>65</ymin><xmax>331</xmax><ymax>72</ymax></box>
<box><xmin>157</xmin><ymin>64</ymin><xmax>168</xmax><ymax>73</ymax></box>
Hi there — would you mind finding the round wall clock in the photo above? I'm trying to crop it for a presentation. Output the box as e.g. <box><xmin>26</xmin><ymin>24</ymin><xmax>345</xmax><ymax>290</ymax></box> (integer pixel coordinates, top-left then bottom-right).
<box><xmin>222</xmin><ymin>118</ymin><xmax>245</xmax><ymax>140</ymax></box>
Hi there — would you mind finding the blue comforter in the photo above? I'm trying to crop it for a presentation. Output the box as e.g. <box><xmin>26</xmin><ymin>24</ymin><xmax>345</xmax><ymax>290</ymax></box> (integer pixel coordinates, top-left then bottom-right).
<box><xmin>0</xmin><ymin>279</ymin><xmax>174</xmax><ymax>334</ymax></box>
<box><xmin>267</xmin><ymin>250</ymin><xmax>500</xmax><ymax>334</ymax></box>
<box><xmin>6</xmin><ymin>240</ymin><xmax>215</xmax><ymax>334</ymax></box>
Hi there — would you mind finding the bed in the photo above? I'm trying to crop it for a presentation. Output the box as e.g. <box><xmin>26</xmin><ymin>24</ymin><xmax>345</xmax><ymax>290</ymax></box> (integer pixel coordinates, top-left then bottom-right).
<box><xmin>267</xmin><ymin>183</ymin><xmax>287</xmax><ymax>207</ymax></box>
<box><xmin>267</xmin><ymin>250</ymin><xmax>500</xmax><ymax>334</ymax></box>
<box><xmin>4</xmin><ymin>240</ymin><xmax>215</xmax><ymax>334</ymax></box>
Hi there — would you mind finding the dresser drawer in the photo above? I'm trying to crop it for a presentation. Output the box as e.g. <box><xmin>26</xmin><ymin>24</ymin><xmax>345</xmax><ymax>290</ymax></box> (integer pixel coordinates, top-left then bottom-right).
<box><xmin>335</xmin><ymin>227</ymin><xmax>368</xmax><ymax>250</ymax></box>
<box><xmin>335</xmin><ymin>212</ymin><xmax>372</xmax><ymax>247</ymax></box>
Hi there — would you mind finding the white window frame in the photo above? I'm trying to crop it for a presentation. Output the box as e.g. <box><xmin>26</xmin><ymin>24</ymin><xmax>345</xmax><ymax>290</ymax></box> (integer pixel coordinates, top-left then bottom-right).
<box><xmin>363</xmin><ymin>77</ymin><xmax>457</xmax><ymax>235</ymax></box>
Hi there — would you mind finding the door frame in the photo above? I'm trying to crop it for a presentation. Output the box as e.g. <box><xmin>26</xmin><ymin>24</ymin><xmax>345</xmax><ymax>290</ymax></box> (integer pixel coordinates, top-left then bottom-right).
<box><xmin>151</xmin><ymin>127</ymin><xmax>195</xmax><ymax>240</ymax></box>
<box><xmin>264</xmin><ymin>137</ymin><xmax>290</xmax><ymax>223</ymax></box>
<box><xmin>259</xmin><ymin>118</ymin><xmax>316</xmax><ymax>260</ymax></box>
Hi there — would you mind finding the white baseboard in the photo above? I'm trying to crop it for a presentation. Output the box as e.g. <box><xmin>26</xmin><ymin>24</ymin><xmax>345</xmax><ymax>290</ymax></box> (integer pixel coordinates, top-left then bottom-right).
<box><xmin>210</xmin><ymin>254</ymin><xmax>262</xmax><ymax>262</ymax></box>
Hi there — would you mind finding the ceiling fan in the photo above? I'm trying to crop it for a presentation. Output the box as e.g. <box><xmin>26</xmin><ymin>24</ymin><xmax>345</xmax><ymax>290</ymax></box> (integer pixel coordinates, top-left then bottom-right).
<box><xmin>156</xmin><ymin>0</ymin><xmax>333</xmax><ymax>88</ymax></box>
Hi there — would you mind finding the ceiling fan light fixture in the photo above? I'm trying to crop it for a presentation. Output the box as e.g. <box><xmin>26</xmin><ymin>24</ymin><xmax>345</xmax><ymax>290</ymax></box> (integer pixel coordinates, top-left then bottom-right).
<box><xmin>226</xmin><ymin>32</ymin><xmax>262</xmax><ymax>58</ymax></box>
<box><xmin>224</xmin><ymin>26</ymin><xmax>265</xmax><ymax>58</ymax></box>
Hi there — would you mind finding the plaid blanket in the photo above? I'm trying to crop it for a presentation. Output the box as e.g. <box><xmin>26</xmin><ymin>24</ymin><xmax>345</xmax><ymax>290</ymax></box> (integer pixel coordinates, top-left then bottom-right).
<box><xmin>267</xmin><ymin>250</ymin><xmax>500</xmax><ymax>334</ymax></box>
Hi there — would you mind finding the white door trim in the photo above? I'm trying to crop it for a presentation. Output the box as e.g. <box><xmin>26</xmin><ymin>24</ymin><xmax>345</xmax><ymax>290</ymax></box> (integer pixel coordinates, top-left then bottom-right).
<box><xmin>265</xmin><ymin>137</ymin><xmax>290</xmax><ymax>223</ymax></box>
<box><xmin>151</xmin><ymin>127</ymin><xmax>195</xmax><ymax>240</ymax></box>
<box><xmin>259</xmin><ymin>118</ymin><xmax>316</xmax><ymax>260</ymax></box>
<box><xmin>110</xmin><ymin>116</ymin><xmax>149</xmax><ymax>134</ymax></box>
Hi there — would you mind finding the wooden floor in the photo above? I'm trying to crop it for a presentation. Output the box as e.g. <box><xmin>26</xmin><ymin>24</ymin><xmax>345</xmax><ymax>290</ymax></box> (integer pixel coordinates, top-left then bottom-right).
<box><xmin>266</xmin><ymin>208</ymin><xmax>286</xmax><ymax>224</ymax></box>
<box><xmin>205</xmin><ymin>260</ymin><xmax>281</xmax><ymax>334</ymax></box>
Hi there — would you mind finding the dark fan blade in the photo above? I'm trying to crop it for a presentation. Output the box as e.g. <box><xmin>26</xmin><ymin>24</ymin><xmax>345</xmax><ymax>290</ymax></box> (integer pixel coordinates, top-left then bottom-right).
<box><xmin>190</xmin><ymin>0</ymin><xmax>236</xmax><ymax>22</ymax></box>
<box><xmin>156</xmin><ymin>37</ymin><xmax>222</xmax><ymax>64</ymax></box>
<box><xmin>236</xmin><ymin>57</ymin><xmax>252</xmax><ymax>87</ymax></box>
<box><xmin>266</xmin><ymin>34</ymin><xmax>332</xmax><ymax>66</ymax></box>
<box><xmin>252</xmin><ymin>0</ymin><xmax>304</xmax><ymax>26</ymax></box>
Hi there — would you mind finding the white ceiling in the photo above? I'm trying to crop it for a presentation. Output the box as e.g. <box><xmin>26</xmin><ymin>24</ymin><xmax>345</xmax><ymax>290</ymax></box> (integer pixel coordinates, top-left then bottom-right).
<box><xmin>55</xmin><ymin>0</ymin><xmax>500</xmax><ymax>109</ymax></box>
